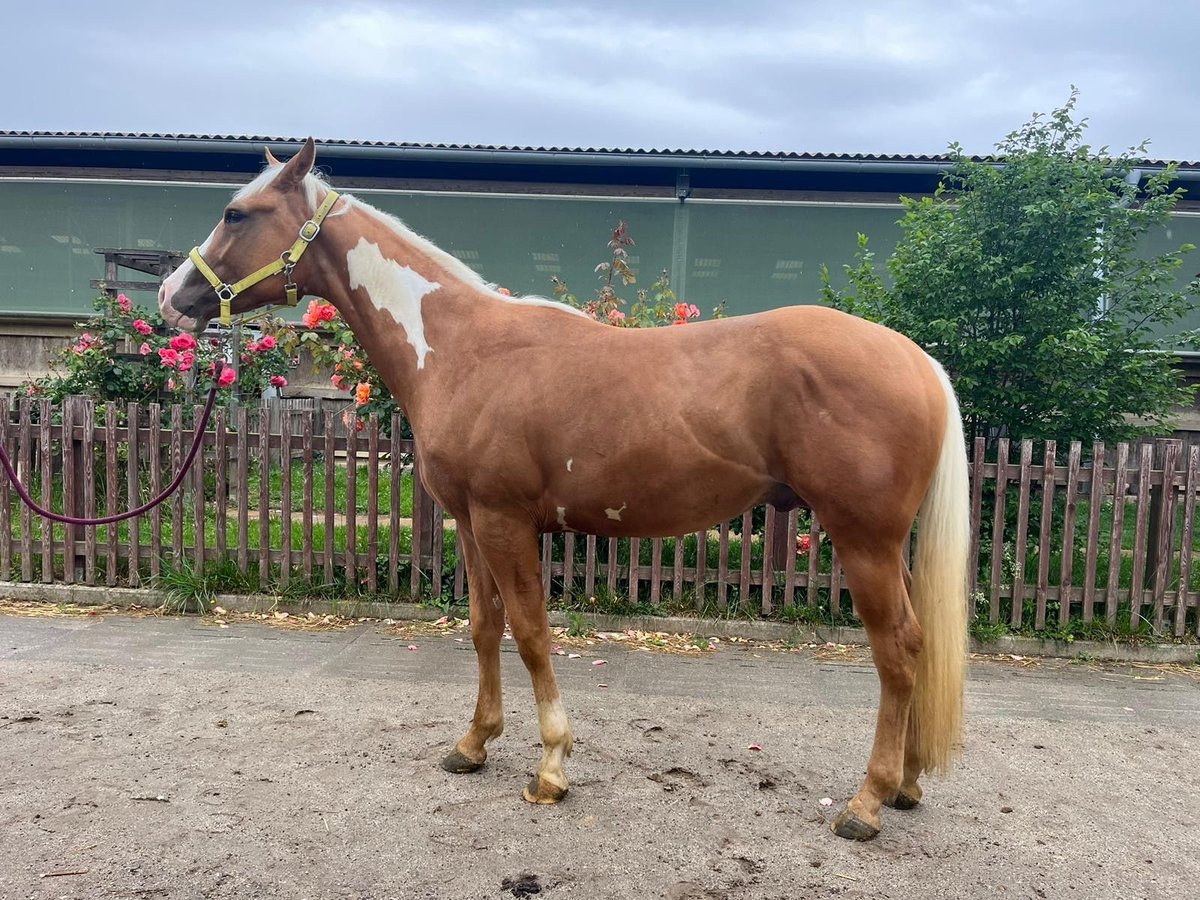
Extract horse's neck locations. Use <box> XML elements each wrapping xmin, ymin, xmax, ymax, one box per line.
<box><xmin>316</xmin><ymin>205</ymin><xmax>491</xmax><ymax>424</ymax></box>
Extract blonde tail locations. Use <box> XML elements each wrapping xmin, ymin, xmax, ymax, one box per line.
<box><xmin>909</xmin><ymin>355</ymin><xmax>970</xmax><ymax>775</ymax></box>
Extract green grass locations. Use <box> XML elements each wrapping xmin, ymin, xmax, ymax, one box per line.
<box><xmin>4</xmin><ymin>455</ymin><xmax>1199</xmax><ymax>640</ymax></box>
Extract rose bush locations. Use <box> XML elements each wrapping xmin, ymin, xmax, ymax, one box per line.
<box><xmin>552</xmin><ymin>221</ymin><xmax>725</xmax><ymax>326</ymax></box>
<box><xmin>270</xmin><ymin>299</ymin><xmax>405</xmax><ymax>435</ymax></box>
<box><xmin>24</xmin><ymin>292</ymin><xmax>294</xmax><ymax>411</ymax></box>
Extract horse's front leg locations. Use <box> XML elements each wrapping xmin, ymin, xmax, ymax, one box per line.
<box><xmin>442</xmin><ymin>527</ymin><xmax>507</xmax><ymax>773</ymax></box>
<box><xmin>472</xmin><ymin>511</ymin><xmax>573</xmax><ymax>803</ymax></box>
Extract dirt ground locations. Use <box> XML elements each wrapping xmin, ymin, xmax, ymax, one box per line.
<box><xmin>1</xmin><ymin>609</ymin><xmax>1198</xmax><ymax>900</ymax></box>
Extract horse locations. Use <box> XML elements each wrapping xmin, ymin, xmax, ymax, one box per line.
<box><xmin>159</xmin><ymin>139</ymin><xmax>969</xmax><ymax>841</ymax></box>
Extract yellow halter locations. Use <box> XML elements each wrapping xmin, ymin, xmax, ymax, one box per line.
<box><xmin>188</xmin><ymin>189</ymin><xmax>341</xmax><ymax>326</ymax></box>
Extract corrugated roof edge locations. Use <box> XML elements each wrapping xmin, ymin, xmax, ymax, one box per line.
<box><xmin>0</xmin><ymin>130</ymin><xmax>1194</xmax><ymax>169</ymax></box>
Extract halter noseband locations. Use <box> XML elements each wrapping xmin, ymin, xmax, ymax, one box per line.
<box><xmin>189</xmin><ymin>189</ymin><xmax>341</xmax><ymax>326</ymax></box>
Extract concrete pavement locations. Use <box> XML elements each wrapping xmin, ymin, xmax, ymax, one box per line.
<box><xmin>1</xmin><ymin>612</ymin><xmax>1197</xmax><ymax>899</ymax></box>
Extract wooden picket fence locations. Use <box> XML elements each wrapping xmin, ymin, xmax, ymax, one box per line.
<box><xmin>0</xmin><ymin>397</ymin><xmax>1198</xmax><ymax>637</ymax></box>
<box><xmin>969</xmin><ymin>436</ymin><xmax>1200</xmax><ymax>637</ymax></box>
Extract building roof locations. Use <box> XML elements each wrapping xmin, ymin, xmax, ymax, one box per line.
<box><xmin>1</xmin><ymin>131</ymin><xmax>1195</xmax><ymax>197</ymax></box>
<box><xmin>0</xmin><ymin>130</ymin><xmax>1195</xmax><ymax>167</ymax></box>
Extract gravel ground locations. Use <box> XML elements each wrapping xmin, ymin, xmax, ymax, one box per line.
<box><xmin>1</xmin><ymin>611</ymin><xmax>1197</xmax><ymax>900</ymax></box>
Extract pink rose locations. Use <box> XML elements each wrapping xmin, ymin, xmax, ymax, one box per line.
<box><xmin>258</xmin><ymin>335</ymin><xmax>276</xmax><ymax>351</ymax></box>
<box><xmin>179</xmin><ymin>350</ymin><xmax>195</xmax><ymax>372</ymax></box>
<box><xmin>158</xmin><ymin>348</ymin><xmax>179</xmax><ymax>368</ymax></box>
<box><xmin>217</xmin><ymin>367</ymin><xmax>237</xmax><ymax>388</ymax></box>
<box><xmin>270</xmin><ymin>375</ymin><xmax>288</xmax><ymax>388</ymax></box>
<box><xmin>170</xmin><ymin>333</ymin><xmax>197</xmax><ymax>352</ymax></box>
<box><xmin>139</xmin><ymin>342</ymin><xmax>151</xmax><ymax>356</ymax></box>
<box><xmin>302</xmin><ymin>299</ymin><xmax>337</xmax><ymax>329</ymax></box>
<box><xmin>331</xmin><ymin>374</ymin><xmax>348</xmax><ymax>391</ymax></box>
<box><xmin>117</xmin><ymin>294</ymin><xmax>133</xmax><ymax>313</ymax></box>
<box><xmin>133</xmin><ymin>319</ymin><xmax>153</xmax><ymax>335</ymax></box>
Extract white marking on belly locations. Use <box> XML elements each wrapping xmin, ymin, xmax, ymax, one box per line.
<box><xmin>346</xmin><ymin>238</ymin><xmax>441</xmax><ymax>369</ymax></box>
<box><xmin>605</xmin><ymin>503</ymin><xmax>627</xmax><ymax>521</ymax></box>
<box><xmin>566</xmin><ymin>458</ymin><xmax>573</xmax><ymax>473</ymax></box>
<box><xmin>557</xmin><ymin>506</ymin><xmax>567</xmax><ymax>527</ymax></box>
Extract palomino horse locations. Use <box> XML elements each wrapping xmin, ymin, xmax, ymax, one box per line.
<box><xmin>160</xmin><ymin>139</ymin><xmax>969</xmax><ymax>841</ymax></box>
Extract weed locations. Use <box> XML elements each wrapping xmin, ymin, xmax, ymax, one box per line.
<box><xmin>566</xmin><ymin>611</ymin><xmax>590</xmax><ymax>638</ymax></box>
<box><xmin>970</xmin><ymin>618</ymin><xmax>1009</xmax><ymax>644</ymax></box>
<box><xmin>779</xmin><ymin>604</ymin><xmax>824</xmax><ymax>626</ymax></box>
<box><xmin>424</xmin><ymin>592</ymin><xmax>467</xmax><ymax>618</ymax></box>
<box><xmin>154</xmin><ymin>561</ymin><xmax>215</xmax><ymax>615</ymax></box>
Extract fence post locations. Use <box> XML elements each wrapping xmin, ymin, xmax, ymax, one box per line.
<box><xmin>63</xmin><ymin>395</ymin><xmax>89</xmax><ymax>581</ymax></box>
<box><xmin>1144</xmin><ymin>439</ymin><xmax>1181</xmax><ymax>602</ymax></box>
<box><xmin>768</xmin><ymin>510</ymin><xmax>790</xmax><ymax>582</ymax></box>
<box><xmin>410</xmin><ymin>444</ymin><xmax>426</xmax><ymax>598</ymax></box>
<box><xmin>411</xmin><ymin>443</ymin><xmax>436</xmax><ymax>574</ymax></box>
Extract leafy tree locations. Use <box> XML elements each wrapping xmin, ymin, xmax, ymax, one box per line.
<box><xmin>822</xmin><ymin>91</ymin><xmax>1200</xmax><ymax>446</ymax></box>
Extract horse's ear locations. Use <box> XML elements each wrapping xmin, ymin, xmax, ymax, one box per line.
<box><xmin>275</xmin><ymin>138</ymin><xmax>316</xmax><ymax>190</ymax></box>
<box><xmin>264</xmin><ymin>146</ymin><xmax>281</xmax><ymax>166</ymax></box>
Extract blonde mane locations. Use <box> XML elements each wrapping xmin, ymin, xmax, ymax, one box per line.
<box><xmin>235</xmin><ymin>164</ymin><xmax>587</xmax><ymax>318</ymax></box>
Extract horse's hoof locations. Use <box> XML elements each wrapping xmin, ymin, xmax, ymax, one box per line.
<box><xmin>884</xmin><ymin>788</ymin><xmax>921</xmax><ymax>811</ymax></box>
<box><xmin>522</xmin><ymin>775</ymin><xmax>568</xmax><ymax>805</ymax></box>
<box><xmin>830</xmin><ymin>807</ymin><xmax>880</xmax><ymax>841</ymax></box>
<box><xmin>441</xmin><ymin>747</ymin><xmax>486</xmax><ymax>774</ymax></box>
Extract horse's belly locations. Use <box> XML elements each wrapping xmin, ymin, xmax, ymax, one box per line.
<box><xmin>545</xmin><ymin>469</ymin><xmax>772</xmax><ymax>539</ymax></box>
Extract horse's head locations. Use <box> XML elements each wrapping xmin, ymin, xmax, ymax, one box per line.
<box><xmin>159</xmin><ymin>138</ymin><xmax>331</xmax><ymax>332</ymax></box>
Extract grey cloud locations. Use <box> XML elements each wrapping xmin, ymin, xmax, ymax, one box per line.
<box><xmin>2</xmin><ymin>1</ymin><xmax>1196</xmax><ymax>160</ymax></box>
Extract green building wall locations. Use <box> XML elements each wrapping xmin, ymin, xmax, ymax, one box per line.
<box><xmin>1</xmin><ymin>177</ymin><xmax>1196</xmax><ymax>342</ymax></box>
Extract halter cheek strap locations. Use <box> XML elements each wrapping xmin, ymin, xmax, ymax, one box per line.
<box><xmin>189</xmin><ymin>189</ymin><xmax>341</xmax><ymax>326</ymax></box>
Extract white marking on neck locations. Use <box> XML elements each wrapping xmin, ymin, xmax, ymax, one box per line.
<box><xmin>605</xmin><ymin>503</ymin><xmax>627</xmax><ymax>521</ymax></box>
<box><xmin>346</xmin><ymin>238</ymin><xmax>441</xmax><ymax>369</ymax></box>
<box><xmin>566</xmin><ymin>458</ymin><xmax>573</xmax><ymax>473</ymax></box>
<box><xmin>556</xmin><ymin>506</ymin><xmax>567</xmax><ymax>527</ymax></box>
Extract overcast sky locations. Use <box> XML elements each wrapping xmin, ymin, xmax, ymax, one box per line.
<box><xmin>5</xmin><ymin>1</ymin><xmax>1198</xmax><ymax>161</ymax></box>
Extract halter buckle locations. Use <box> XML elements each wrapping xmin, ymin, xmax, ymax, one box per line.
<box><xmin>298</xmin><ymin>219</ymin><xmax>321</xmax><ymax>242</ymax></box>
<box><xmin>216</xmin><ymin>284</ymin><xmax>236</xmax><ymax>302</ymax></box>
<box><xmin>283</xmin><ymin>258</ymin><xmax>300</xmax><ymax>307</ymax></box>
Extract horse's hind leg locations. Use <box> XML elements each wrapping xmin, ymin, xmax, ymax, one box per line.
<box><xmin>442</xmin><ymin>527</ymin><xmax>507</xmax><ymax>773</ymax></box>
<box><xmin>884</xmin><ymin>719</ymin><xmax>924</xmax><ymax>810</ymax></box>
<box><xmin>882</xmin><ymin>561</ymin><xmax>923</xmax><ymax>811</ymax></box>
<box><xmin>829</xmin><ymin>542</ymin><xmax>923</xmax><ymax>841</ymax></box>
<box><xmin>470</xmin><ymin>511</ymin><xmax>573</xmax><ymax>804</ymax></box>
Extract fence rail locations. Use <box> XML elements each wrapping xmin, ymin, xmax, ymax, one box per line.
<box><xmin>1</xmin><ymin>398</ymin><xmax>1198</xmax><ymax>637</ymax></box>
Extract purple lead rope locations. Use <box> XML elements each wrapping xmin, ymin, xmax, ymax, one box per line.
<box><xmin>0</xmin><ymin>362</ymin><xmax>226</xmax><ymax>526</ymax></box>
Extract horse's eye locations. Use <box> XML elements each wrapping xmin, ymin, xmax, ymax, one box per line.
<box><xmin>224</xmin><ymin>208</ymin><xmax>246</xmax><ymax>224</ymax></box>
